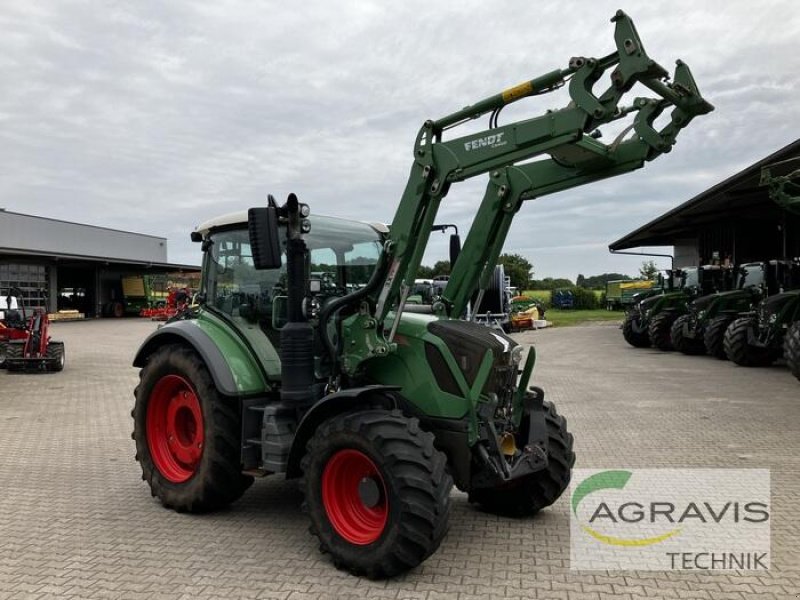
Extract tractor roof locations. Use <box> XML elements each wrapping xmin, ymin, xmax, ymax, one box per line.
<box><xmin>194</xmin><ymin>211</ymin><xmax>389</xmax><ymax>237</ymax></box>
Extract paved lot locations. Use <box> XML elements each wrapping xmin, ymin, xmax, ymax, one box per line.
<box><xmin>0</xmin><ymin>319</ymin><xmax>798</xmax><ymax>600</ymax></box>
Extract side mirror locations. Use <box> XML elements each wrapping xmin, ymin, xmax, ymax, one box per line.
<box><xmin>248</xmin><ymin>207</ymin><xmax>282</xmax><ymax>270</ymax></box>
<box><xmin>449</xmin><ymin>234</ymin><xmax>461</xmax><ymax>267</ymax></box>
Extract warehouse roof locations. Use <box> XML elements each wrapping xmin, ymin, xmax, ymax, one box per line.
<box><xmin>609</xmin><ymin>138</ymin><xmax>800</xmax><ymax>250</ymax></box>
<box><xmin>0</xmin><ymin>210</ymin><xmax>199</xmax><ymax>271</ymax></box>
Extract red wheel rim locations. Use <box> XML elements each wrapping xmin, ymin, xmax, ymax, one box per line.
<box><xmin>322</xmin><ymin>449</ymin><xmax>388</xmax><ymax>545</ymax></box>
<box><xmin>146</xmin><ymin>374</ymin><xmax>204</xmax><ymax>483</ymax></box>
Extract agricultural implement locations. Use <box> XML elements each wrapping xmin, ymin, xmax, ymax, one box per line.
<box><xmin>131</xmin><ymin>11</ymin><xmax>712</xmax><ymax>577</ymax></box>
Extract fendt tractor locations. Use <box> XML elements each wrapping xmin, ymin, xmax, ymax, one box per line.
<box><xmin>723</xmin><ymin>259</ymin><xmax>800</xmax><ymax>368</ymax></box>
<box><xmin>724</xmin><ymin>163</ymin><xmax>800</xmax><ymax>376</ymax></box>
<box><xmin>131</xmin><ymin>12</ymin><xmax>712</xmax><ymax>577</ymax></box>
<box><xmin>622</xmin><ymin>265</ymin><xmax>725</xmax><ymax>350</ymax></box>
<box><xmin>671</xmin><ymin>262</ymin><xmax>780</xmax><ymax>358</ymax></box>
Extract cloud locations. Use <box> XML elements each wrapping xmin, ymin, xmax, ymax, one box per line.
<box><xmin>0</xmin><ymin>0</ymin><xmax>798</xmax><ymax>280</ymax></box>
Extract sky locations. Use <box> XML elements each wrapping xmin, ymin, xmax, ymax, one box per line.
<box><xmin>1</xmin><ymin>1</ymin><xmax>799</xmax><ymax>281</ymax></box>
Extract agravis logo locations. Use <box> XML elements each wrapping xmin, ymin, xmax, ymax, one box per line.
<box><xmin>571</xmin><ymin>470</ymin><xmax>681</xmax><ymax>547</ymax></box>
<box><xmin>569</xmin><ymin>469</ymin><xmax>771</xmax><ymax>571</ymax></box>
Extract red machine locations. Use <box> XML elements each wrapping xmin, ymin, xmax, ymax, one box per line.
<box><xmin>0</xmin><ymin>288</ymin><xmax>65</xmax><ymax>372</ymax></box>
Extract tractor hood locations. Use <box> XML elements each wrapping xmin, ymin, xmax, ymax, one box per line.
<box><xmin>760</xmin><ymin>290</ymin><xmax>800</xmax><ymax>316</ymax></box>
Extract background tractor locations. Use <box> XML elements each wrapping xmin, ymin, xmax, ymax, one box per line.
<box><xmin>130</xmin><ymin>12</ymin><xmax>712</xmax><ymax>578</ymax></box>
<box><xmin>0</xmin><ymin>287</ymin><xmax>65</xmax><ymax>372</ymax></box>
<box><xmin>671</xmin><ymin>262</ymin><xmax>778</xmax><ymax>358</ymax></box>
<box><xmin>723</xmin><ymin>261</ymin><xmax>800</xmax><ymax>369</ymax></box>
<box><xmin>622</xmin><ymin>266</ymin><xmax>724</xmax><ymax>350</ymax></box>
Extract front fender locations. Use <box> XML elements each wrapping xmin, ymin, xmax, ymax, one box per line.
<box><xmin>284</xmin><ymin>385</ymin><xmax>399</xmax><ymax>479</ymax></box>
<box><xmin>132</xmin><ymin>319</ymin><xmax>269</xmax><ymax>396</ymax></box>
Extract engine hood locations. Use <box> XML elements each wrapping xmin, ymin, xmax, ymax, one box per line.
<box><xmin>761</xmin><ymin>290</ymin><xmax>800</xmax><ymax>314</ymax></box>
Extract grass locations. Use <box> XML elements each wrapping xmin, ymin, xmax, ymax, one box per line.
<box><xmin>545</xmin><ymin>309</ymin><xmax>623</xmax><ymax>327</ymax></box>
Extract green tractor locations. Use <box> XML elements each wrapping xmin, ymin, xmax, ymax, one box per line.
<box><xmin>670</xmin><ymin>262</ymin><xmax>777</xmax><ymax>358</ymax></box>
<box><xmin>622</xmin><ymin>266</ymin><xmax>723</xmax><ymax>350</ymax></box>
<box><xmin>130</xmin><ymin>12</ymin><xmax>712</xmax><ymax>577</ymax></box>
<box><xmin>723</xmin><ymin>259</ymin><xmax>800</xmax><ymax>369</ymax></box>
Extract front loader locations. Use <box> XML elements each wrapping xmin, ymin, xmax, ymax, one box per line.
<box><xmin>131</xmin><ymin>11</ymin><xmax>712</xmax><ymax>577</ymax></box>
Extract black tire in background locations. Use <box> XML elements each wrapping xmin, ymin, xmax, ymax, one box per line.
<box><xmin>784</xmin><ymin>321</ymin><xmax>800</xmax><ymax>382</ymax></box>
<box><xmin>301</xmin><ymin>409</ymin><xmax>452</xmax><ymax>579</ymax></box>
<box><xmin>622</xmin><ymin>313</ymin><xmax>650</xmax><ymax>348</ymax></box>
<box><xmin>723</xmin><ymin>317</ymin><xmax>775</xmax><ymax>367</ymax></box>
<box><xmin>670</xmin><ymin>315</ymin><xmax>705</xmax><ymax>355</ymax></box>
<box><xmin>704</xmin><ymin>315</ymin><xmax>735</xmax><ymax>360</ymax></box>
<box><xmin>0</xmin><ymin>342</ymin><xmax>6</xmax><ymax>369</ymax></box>
<box><xmin>469</xmin><ymin>400</ymin><xmax>575</xmax><ymax>517</ymax></box>
<box><xmin>132</xmin><ymin>344</ymin><xmax>253</xmax><ymax>512</ymax></box>
<box><xmin>648</xmin><ymin>312</ymin><xmax>677</xmax><ymax>351</ymax></box>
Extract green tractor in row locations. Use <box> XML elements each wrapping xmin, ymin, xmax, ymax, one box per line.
<box><xmin>622</xmin><ymin>265</ymin><xmax>726</xmax><ymax>350</ymax></box>
<box><xmin>670</xmin><ymin>262</ymin><xmax>781</xmax><ymax>358</ymax></box>
<box><xmin>723</xmin><ymin>259</ymin><xmax>800</xmax><ymax>373</ymax></box>
<box><xmin>129</xmin><ymin>12</ymin><xmax>712</xmax><ymax>577</ymax></box>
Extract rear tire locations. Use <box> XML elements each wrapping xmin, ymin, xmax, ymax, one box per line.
<box><xmin>670</xmin><ymin>315</ymin><xmax>705</xmax><ymax>355</ymax></box>
<box><xmin>0</xmin><ymin>342</ymin><xmax>6</xmax><ymax>369</ymax></box>
<box><xmin>649</xmin><ymin>312</ymin><xmax>677</xmax><ymax>351</ymax></box>
<box><xmin>469</xmin><ymin>400</ymin><xmax>575</xmax><ymax>517</ymax></box>
<box><xmin>132</xmin><ymin>344</ymin><xmax>253</xmax><ymax>512</ymax></box>
<box><xmin>301</xmin><ymin>409</ymin><xmax>452</xmax><ymax>579</ymax></box>
<box><xmin>622</xmin><ymin>313</ymin><xmax>650</xmax><ymax>348</ymax></box>
<box><xmin>46</xmin><ymin>341</ymin><xmax>65</xmax><ymax>372</ymax></box>
<box><xmin>704</xmin><ymin>315</ymin><xmax>735</xmax><ymax>360</ymax></box>
<box><xmin>784</xmin><ymin>321</ymin><xmax>800</xmax><ymax>382</ymax></box>
<box><xmin>5</xmin><ymin>341</ymin><xmax>24</xmax><ymax>371</ymax></box>
<box><xmin>723</xmin><ymin>317</ymin><xmax>775</xmax><ymax>367</ymax></box>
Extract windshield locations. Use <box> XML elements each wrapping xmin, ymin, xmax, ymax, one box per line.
<box><xmin>682</xmin><ymin>268</ymin><xmax>699</xmax><ymax>289</ymax></box>
<box><xmin>739</xmin><ymin>264</ymin><xmax>764</xmax><ymax>289</ymax></box>
<box><xmin>204</xmin><ymin>216</ymin><xmax>382</xmax><ymax>322</ymax></box>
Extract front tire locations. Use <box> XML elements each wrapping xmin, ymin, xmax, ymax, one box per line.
<box><xmin>622</xmin><ymin>313</ymin><xmax>650</xmax><ymax>348</ymax></box>
<box><xmin>704</xmin><ymin>315</ymin><xmax>735</xmax><ymax>360</ymax></box>
<box><xmin>670</xmin><ymin>315</ymin><xmax>705</xmax><ymax>355</ymax></box>
<box><xmin>723</xmin><ymin>318</ymin><xmax>775</xmax><ymax>367</ymax></box>
<box><xmin>784</xmin><ymin>321</ymin><xmax>800</xmax><ymax>382</ymax></box>
<box><xmin>301</xmin><ymin>409</ymin><xmax>452</xmax><ymax>579</ymax></box>
<box><xmin>469</xmin><ymin>400</ymin><xmax>575</xmax><ymax>517</ymax></box>
<box><xmin>132</xmin><ymin>344</ymin><xmax>253</xmax><ymax>512</ymax></box>
<box><xmin>46</xmin><ymin>341</ymin><xmax>65</xmax><ymax>372</ymax></box>
<box><xmin>649</xmin><ymin>312</ymin><xmax>677</xmax><ymax>351</ymax></box>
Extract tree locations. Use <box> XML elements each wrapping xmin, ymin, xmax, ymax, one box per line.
<box><xmin>431</xmin><ymin>260</ymin><xmax>451</xmax><ymax>277</ymax></box>
<box><xmin>639</xmin><ymin>260</ymin><xmax>658</xmax><ymax>280</ymax></box>
<box><xmin>576</xmin><ymin>274</ymin><xmax>586</xmax><ymax>288</ymax></box>
<box><xmin>498</xmin><ymin>253</ymin><xmax>533</xmax><ymax>290</ymax></box>
<box><xmin>417</xmin><ymin>265</ymin><xmax>435</xmax><ymax>279</ymax></box>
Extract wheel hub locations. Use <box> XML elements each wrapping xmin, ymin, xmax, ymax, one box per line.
<box><xmin>146</xmin><ymin>374</ymin><xmax>204</xmax><ymax>483</ymax></box>
<box><xmin>321</xmin><ymin>449</ymin><xmax>388</xmax><ymax>545</ymax></box>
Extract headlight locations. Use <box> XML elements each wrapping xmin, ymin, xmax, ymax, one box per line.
<box><xmin>768</xmin><ymin>313</ymin><xmax>778</xmax><ymax>324</ymax></box>
<box><xmin>696</xmin><ymin>310</ymin><xmax>706</xmax><ymax>321</ymax></box>
<box><xmin>510</xmin><ymin>345</ymin><xmax>524</xmax><ymax>365</ymax></box>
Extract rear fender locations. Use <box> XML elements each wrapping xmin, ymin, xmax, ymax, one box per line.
<box><xmin>285</xmin><ymin>386</ymin><xmax>400</xmax><ymax>479</ymax></box>
<box><xmin>132</xmin><ymin>320</ymin><xmax>268</xmax><ymax>396</ymax></box>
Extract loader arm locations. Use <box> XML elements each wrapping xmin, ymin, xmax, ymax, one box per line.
<box><xmin>343</xmin><ymin>10</ymin><xmax>713</xmax><ymax>373</ymax></box>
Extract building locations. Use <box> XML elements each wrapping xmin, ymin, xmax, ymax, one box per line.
<box><xmin>610</xmin><ymin>139</ymin><xmax>800</xmax><ymax>268</ymax></box>
<box><xmin>0</xmin><ymin>210</ymin><xmax>199</xmax><ymax>317</ymax></box>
